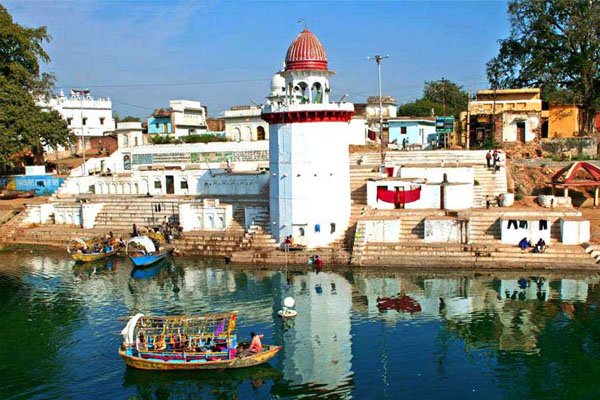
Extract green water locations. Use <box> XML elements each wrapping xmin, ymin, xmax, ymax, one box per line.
<box><xmin>0</xmin><ymin>249</ymin><xmax>599</xmax><ymax>399</ymax></box>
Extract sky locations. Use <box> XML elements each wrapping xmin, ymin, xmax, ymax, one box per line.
<box><xmin>5</xmin><ymin>0</ymin><xmax>511</xmax><ymax>119</ymax></box>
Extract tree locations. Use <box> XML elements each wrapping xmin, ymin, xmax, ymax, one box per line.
<box><xmin>487</xmin><ymin>0</ymin><xmax>600</xmax><ymax>133</ymax></box>
<box><xmin>0</xmin><ymin>5</ymin><xmax>72</xmax><ymax>169</ymax></box>
<box><xmin>397</xmin><ymin>79</ymin><xmax>469</xmax><ymax>119</ymax></box>
<box><xmin>113</xmin><ymin>112</ymin><xmax>141</xmax><ymax>124</ymax></box>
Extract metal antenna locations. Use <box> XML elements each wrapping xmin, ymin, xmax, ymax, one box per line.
<box><xmin>298</xmin><ymin>18</ymin><xmax>307</xmax><ymax>30</ymax></box>
<box><xmin>367</xmin><ymin>54</ymin><xmax>390</xmax><ymax>166</ymax></box>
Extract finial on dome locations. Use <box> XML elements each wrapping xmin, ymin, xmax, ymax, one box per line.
<box><xmin>298</xmin><ymin>18</ymin><xmax>307</xmax><ymax>30</ymax></box>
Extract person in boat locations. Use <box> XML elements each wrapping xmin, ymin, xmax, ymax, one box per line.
<box><xmin>155</xmin><ymin>334</ymin><xmax>166</xmax><ymax>351</ymax></box>
<box><xmin>249</xmin><ymin>332</ymin><xmax>264</xmax><ymax>353</ymax></box>
<box><xmin>533</xmin><ymin>238</ymin><xmax>546</xmax><ymax>253</ymax></box>
<box><xmin>518</xmin><ymin>237</ymin><xmax>531</xmax><ymax>250</ymax></box>
<box><xmin>137</xmin><ymin>331</ymin><xmax>147</xmax><ymax>351</ymax></box>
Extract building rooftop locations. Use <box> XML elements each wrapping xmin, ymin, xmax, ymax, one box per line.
<box><xmin>285</xmin><ymin>29</ymin><xmax>328</xmax><ymax>71</ymax></box>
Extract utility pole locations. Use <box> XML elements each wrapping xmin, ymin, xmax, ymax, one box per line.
<box><xmin>79</xmin><ymin>90</ymin><xmax>87</xmax><ymax>176</ymax></box>
<box><xmin>367</xmin><ymin>54</ymin><xmax>390</xmax><ymax>166</ymax></box>
<box><xmin>441</xmin><ymin>77</ymin><xmax>447</xmax><ymax>116</ymax></box>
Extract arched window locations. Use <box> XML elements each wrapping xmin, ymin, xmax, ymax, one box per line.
<box><xmin>234</xmin><ymin>127</ymin><xmax>241</xmax><ymax>142</ymax></box>
<box><xmin>296</xmin><ymin>82</ymin><xmax>308</xmax><ymax>103</ymax></box>
<box><xmin>311</xmin><ymin>82</ymin><xmax>323</xmax><ymax>103</ymax></box>
<box><xmin>257</xmin><ymin>126</ymin><xmax>266</xmax><ymax>140</ymax></box>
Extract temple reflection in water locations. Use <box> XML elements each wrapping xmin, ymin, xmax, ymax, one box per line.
<box><xmin>1</xmin><ymin>251</ymin><xmax>599</xmax><ymax>399</ymax></box>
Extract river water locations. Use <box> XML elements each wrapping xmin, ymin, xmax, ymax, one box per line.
<box><xmin>0</xmin><ymin>249</ymin><xmax>599</xmax><ymax>400</ymax></box>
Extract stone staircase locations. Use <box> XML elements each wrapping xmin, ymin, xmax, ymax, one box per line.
<box><xmin>350</xmin><ymin>150</ymin><xmax>508</xmax><ymax>208</ymax></box>
<box><xmin>359</xmin><ymin>242</ymin><xmax>597</xmax><ymax>268</ymax></box>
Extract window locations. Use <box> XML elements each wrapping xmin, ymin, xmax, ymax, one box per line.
<box><xmin>299</xmin><ymin>227</ymin><xmax>305</xmax><ymax>236</ymax></box>
<box><xmin>82</xmin><ymin>117</ymin><xmax>87</xmax><ymax>125</ymax></box>
<box><xmin>36</xmin><ymin>181</ymin><xmax>45</xmax><ymax>187</ymax></box>
<box><xmin>401</xmin><ymin>127</ymin><xmax>407</xmax><ymax>134</ymax></box>
<box><xmin>154</xmin><ymin>180</ymin><xmax>162</xmax><ymax>189</ymax></box>
<box><xmin>180</xmin><ymin>179</ymin><xmax>188</xmax><ymax>189</ymax></box>
<box><xmin>67</xmin><ymin>117</ymin><xmax>73</xmax><ymax>126</ymax></box>
<box><xmin>330</xmin><ymin>222</ymin><xmax>336</xmax><ymax>234</ymax></box>
<box><xmin>155</xmin><ymin>123</ymin><xmax>159</xmax><ymax>129</ymax></box>
<box><xmin>100</xmin><ymin>117</ymin><xmax>105</xmax><ymax>125</ymax></box>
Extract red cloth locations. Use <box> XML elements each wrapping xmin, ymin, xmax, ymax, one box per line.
<box><xmin>385</xmin><ymin>167</ymin><xmax>395</xmax><ymax>177</ymax></box>
<box><xmin>377</xmin><ymin>186</ymin><xmax>421</xmax><ymax>206</ymax></box>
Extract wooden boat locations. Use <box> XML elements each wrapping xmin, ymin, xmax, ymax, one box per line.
<box><xmin>0</xmin><ymin>190</ymin><xmax>35</xmax><ymax>200</ymax></box>
<box><xmin>126</xmin><ymin>236</ymin><xmax>166</xmax><ymax>267</ymax></box>
<box><xmin>68</xmin><ymin>237</ymin><xmax>118</xmax><ymax>263</ymax></box>
<box><xmin>71</xmin><ymin>249</ymin><xmax>118</xmax><ymax>263</ymax></box>
<box><xmin>119</xmin><ymin>313</ymin><xmax>281</xmax><ymax>371</ymax></box>
<box><xmin>16</xmin><ymin>190</ymin><xmax>35</xmax><ymax>199</ymax></box>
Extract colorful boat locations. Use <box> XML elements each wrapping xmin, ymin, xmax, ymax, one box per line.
<box><xmin>126</xmin><ymin>236</ymin><xmax>166</xmax><ymax>267</ymax></box>
<box><xmin>67</xmin><ymin>237</ymin><xmax>118</xmax><ymax>263</ymax></box>
<box><xmin>119</xmin><ymin>313</ymin><xmax>281</xmax><ymax>371</ymax></box>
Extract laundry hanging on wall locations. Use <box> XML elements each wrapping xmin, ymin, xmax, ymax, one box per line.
<box><xmin>377</xmin><ymin>186</ymin><xmax>421</xmax><ymax>207</ymax></box>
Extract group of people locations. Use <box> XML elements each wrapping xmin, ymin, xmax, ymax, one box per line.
<box><xmin>137</xmin><ymin>331</ymin><xmax>232</xmax><ymax>353</ymax></box>
<box><xmin>132</xmin><ymin>222</ymin><xmax>184</xmax><ymax>242</ymax></box>
<box><xmin>485</xmin><ymin>149</ymin><xmax>502</xmax><ymax>173</ymax></box>
<box><xmin>518</xmin><ymin>237</ymin><xmax>546</xmax><ymax>253</ymax></box>
<box><xmin>75</xmin><ymin>231</ymin><xmax>125</xmax><ymax>254</ymax></box>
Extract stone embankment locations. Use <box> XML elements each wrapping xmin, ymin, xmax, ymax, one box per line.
<box><xmin>2</xmin><ymin>150</ymin><xmax>600</xmax><ymax>269</ymax></box>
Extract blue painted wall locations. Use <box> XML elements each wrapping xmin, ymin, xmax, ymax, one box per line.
<box><xmin>1</xmin><ymin>175</ymin><xmax>64</xmax><ymax>195</ymax></box>
<box><xmin>147</xmin><ymin>116</ymin><xmax>172</xmax><ymax>134</ymax></box>
<box><xmin>389</xmin><ymin>120</ymin><xmax>437</xmax><ymax>149</ymax></box>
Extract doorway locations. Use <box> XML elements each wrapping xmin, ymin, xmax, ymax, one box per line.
<box><xmin>166</xmin><ymin>175</ymin><xmax>175</xmax><ymax>194</ymax></box>
<box><xmin>517</xmin><ymin>122</ymin><xmax>526</xmax><ymax>142</ymax></box>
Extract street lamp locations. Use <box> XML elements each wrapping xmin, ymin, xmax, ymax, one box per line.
<box><xmin>368</xmin><ymin>54</ymin><xmax>390</xmax><ymax>166</ymax></box>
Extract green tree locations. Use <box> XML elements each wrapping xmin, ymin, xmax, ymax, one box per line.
<box><xmin>487</xmin><ymin>0</ymin><xmax>600</xmax><ymax>133</ymax></box>
<box><xmin>397</xmin><ymin>79</ymin><xmax>469</xmax><ymax>119</ymax></box>
<box><xmin>113</xmin><ymin>112</ymin><xmax>141</xmax><ymax>124</ymax></box>
<box><xmin>0</xmin><ymin>5</ymin><xmax>72</xmax><ymax>169</ymax></box>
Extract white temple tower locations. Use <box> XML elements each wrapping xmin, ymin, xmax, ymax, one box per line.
<box><xmin>262</xmin><ymin>29</ymin><xmax>355</xmax><ymax>247</ymax></box>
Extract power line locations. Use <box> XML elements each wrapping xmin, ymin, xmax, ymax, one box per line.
<box><xmin>60</xmin><ymin>78</ymin><xmax>270</xmax><ymax>89</ymax></box>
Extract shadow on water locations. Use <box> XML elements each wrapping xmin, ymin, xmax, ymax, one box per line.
<box><xmin>122</xmin><ymin>364</ymin><xmax>282</xmax><ymax>399</ymax></box>
<box><xmin>73</xmin><ymin>258</ymin><xmax>120</xmax><ymax>278</ymax></box>
<box><xmin>130</xmin><ymin>259</ymin><xmax>171</xmax><ymax>280</ymax></box>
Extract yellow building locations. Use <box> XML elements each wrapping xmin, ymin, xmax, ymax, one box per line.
<box><xmin>544</xmin><ymin>104</ymin><xmax>581</xmax><ymax>138</ymax></box>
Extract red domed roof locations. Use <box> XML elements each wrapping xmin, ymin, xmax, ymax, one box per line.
<box><xmin>285</xmin><ymin>29</ymin><xmax>328</xmax><ymax>71</ymax></box>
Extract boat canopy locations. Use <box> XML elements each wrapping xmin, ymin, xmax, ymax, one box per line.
<box><xmin>126</xmin><ymin>236</ymin><xmax>156</xmax><ymax>254</ymax></box>
<box><xmin>128</xmin><ymin>313</ymin><xmax>238</xmax><ymax>342</ymax></box>
<box><xmin>121</xmin><ymin>313</ymin><xmax>145</xmax><ymax>346</ymax></box>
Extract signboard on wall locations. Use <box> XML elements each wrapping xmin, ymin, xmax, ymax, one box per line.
<box><xmin>435</xmin><ymin>116</ymin><xmax>455</xmax><ymax>133</ymax></box>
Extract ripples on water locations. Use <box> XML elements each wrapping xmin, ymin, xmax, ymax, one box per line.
<box><xmin>0</xmin><ymin>249</ymin><xmax>599</xmax><ymax>399</ymax></box>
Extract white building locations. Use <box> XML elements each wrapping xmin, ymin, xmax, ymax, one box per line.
<box><xmin>38</xmin><ymin>89</ymin><xmax>115</xmax><ymax>151</ymax></box>
<box><xmin>147</xmin><ymin>99</ymin><xmax>208</xmax><ymax>138</ymax></box>
<box><xmin>170</xmin><ymin>100</ymin><xmax>208</xmax><ymax>136</ymax></box>
<box><xmin>115</xmin><ymin>122</ymin><xmax>145</xmax><ymax>148</ymax></box>
<box><xmin>222</xmin><ymin>105</ymin><xmax>269</xmax><ymax>141</ymax></box>
<box><xmin>262</xmin><ymin>28</ymin><xmax>355</xmax><ymax>247</ymax></box>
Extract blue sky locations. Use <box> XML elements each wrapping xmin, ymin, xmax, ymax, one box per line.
<box><xmin>5</xmin><ymin>0</ymin><xmax>511</xmax><ymax>119</ymax></box>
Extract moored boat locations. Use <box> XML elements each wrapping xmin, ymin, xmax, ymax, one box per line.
<box><xmin>68</xmin><ymin>237</ymin><xmax>118</xmax><ymax>263</ymax></box>
<box><xmin>119</xmin><ymin>313</ymin><xmax>281</xmax><ymax>371</ymax></box>
<box><xmin>126</xmin><ymin>236</ymin><xmax>166</xmax><ymax>267</ymax></box>
<box><xmin>0</xmin><ymin>189</ymin><xmax>36</xmax><ymax>200</ymax></box>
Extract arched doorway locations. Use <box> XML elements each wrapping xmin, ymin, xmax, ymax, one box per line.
<box><xmin>257</xmin><ymin>126</ymin><xmax>266</xmax><ymax>140</ymax></box>
<box><xmin>242</xmin><ymin>126</ymin><xmax>252</xmax><ymax>141</ymax></box>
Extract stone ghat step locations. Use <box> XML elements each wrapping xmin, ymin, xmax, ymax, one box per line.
<box><xmin>360</xmin><ymin>251</ymin><xmax>593</xmax><ymax>262</ymax></box>
<box><xmin>359</xmin><ymin>257</ymin><xmax>596</xmax><ymax>268</ymax></box>
<box><xmin>229</xmin><ymin>249</ymin><xmax>351</xmax><ymax>265</ymax></box>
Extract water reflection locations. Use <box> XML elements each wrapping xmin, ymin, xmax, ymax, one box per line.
<box><xmin>0</xmin><ymin>250</ymin><xmax>599</xmax><ymax>399</ymax></box>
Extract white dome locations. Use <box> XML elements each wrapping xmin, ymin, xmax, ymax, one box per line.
<box><xmin>270</xmin><ymin>73</ymin><xmax>285</xmax><ymax>95</ymax></box>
